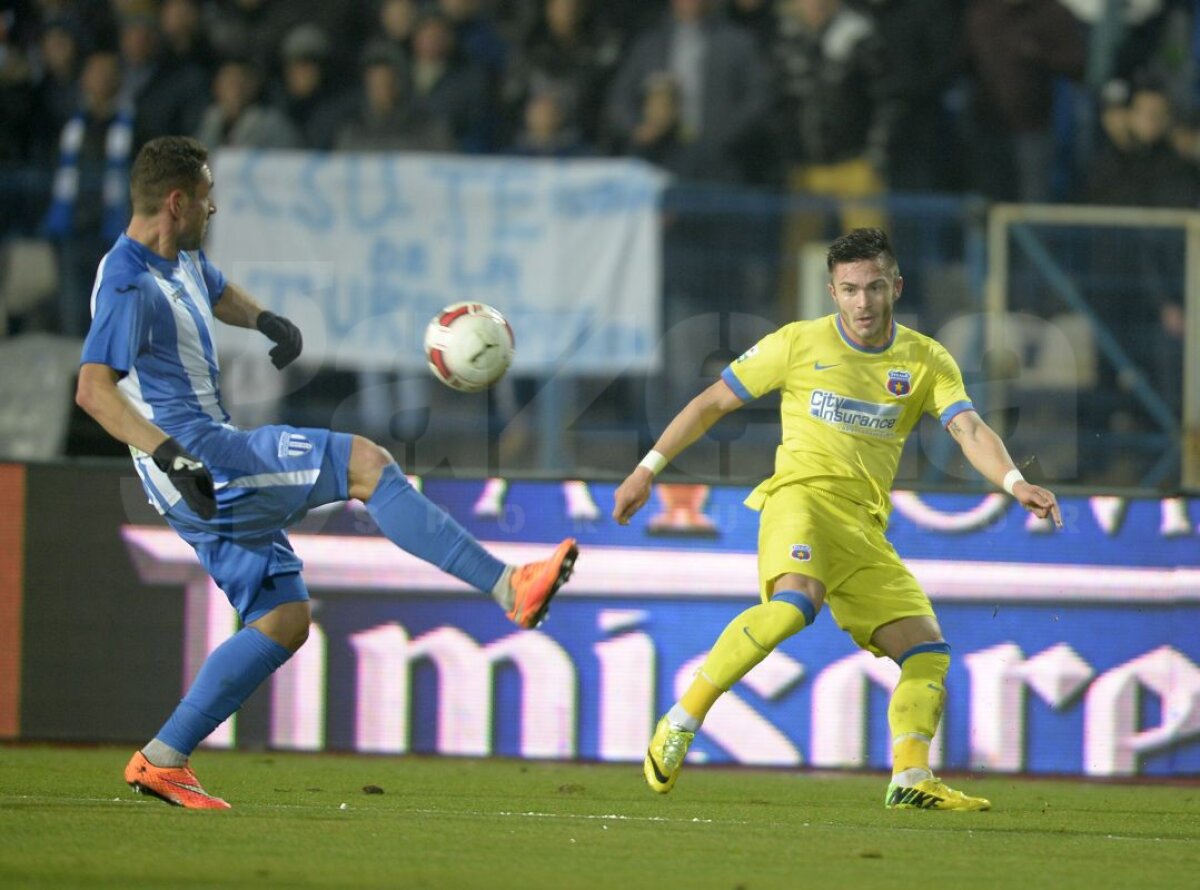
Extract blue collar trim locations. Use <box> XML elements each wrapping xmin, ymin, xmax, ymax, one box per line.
<box><xmin>836</xmin><ymin>314</ymin><xmax>895</xmax><ymax>353</ymax></box>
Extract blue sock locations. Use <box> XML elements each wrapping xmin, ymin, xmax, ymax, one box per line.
<box><xmin>366</xmin><ymin>463</ymin><xmax>506</xmax><ymax>592</ymax></box>
<box><xmin>155</xmin><ymin>627</ymin><xmax>291</xmax><ymax>756</ymax></box>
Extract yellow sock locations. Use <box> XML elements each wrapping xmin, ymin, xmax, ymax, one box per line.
<box><xmin>892</xmin><ymin>735</ymin><xmax>931</xmax><ymax>774</ymax></box>
<box><xmin>675</xmin><ymin>596</ymin><xmax>812</xmax><ymax>725</ymax></box>
<box><xmin>888</xmin><ymin>648</ymin><xmax>950</xmax><ymax>777</ymax></box>
<box><xmin>679</xmin><ymin>672</ymin><xmax>722</xmax><ymax>722</ymax></box>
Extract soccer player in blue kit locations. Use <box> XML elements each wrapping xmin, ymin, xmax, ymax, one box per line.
<box><xmin>76</xmin><ymin>136</ymin><xmax>578</xmax><ymax>809</ymax></box>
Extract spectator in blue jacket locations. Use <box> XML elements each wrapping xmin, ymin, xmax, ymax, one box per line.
<box><xmin>43</xmin><ymin>50</ymin><xmax>131</xmax><ymax>336</ymax></box>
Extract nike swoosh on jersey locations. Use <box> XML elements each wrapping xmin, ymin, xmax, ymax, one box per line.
<box><xmin>813</xmin><ymin>362</ymin><xmax>840</xmax><ymax>370</ymax></box>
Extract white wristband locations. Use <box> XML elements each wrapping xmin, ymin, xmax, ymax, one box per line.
<box><xmin>1002</xmin><ymin>468</ymin><xmax>1025</xmax><ymax>496</ymax></box>
<box><xmin>638</xmin><ymin>449</ymin><xmax>668</xmax><ymax>476</ymax></box>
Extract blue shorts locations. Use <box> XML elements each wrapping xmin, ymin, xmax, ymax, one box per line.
<box><xmin>144</xmin><ymin>425</ymin><xmax>354</xmax><ymax>623</ymax></box>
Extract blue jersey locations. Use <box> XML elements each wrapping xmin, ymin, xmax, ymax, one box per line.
<box><xmin>81</xmin><ymin>234</ymin><xmax>236</xmax><ymax>512</ymax></box>
<box><xmin>82</xmin><ymin>234</ymin><xmax>230</xmax><ymax>436</ymax></box>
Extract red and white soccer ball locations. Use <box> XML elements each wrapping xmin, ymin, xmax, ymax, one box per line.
<box><xmin>424</xmin><ymin>302</ymin><xmax>515</xmax><ymax>393</ymax></box>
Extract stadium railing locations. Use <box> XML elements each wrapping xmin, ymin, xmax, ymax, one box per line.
<box><xmin>0</xmin><ymin>163</ymin><xmax>1189</xmax><ymax>491</ymax></box>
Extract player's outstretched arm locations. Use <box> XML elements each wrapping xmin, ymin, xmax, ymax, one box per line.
<box><xmin>213</xmin><ymin>282</ymin><xmax>302</xmax><ymax>369</ymax></box>
<box><xmin>612</xmin><ymin>379</ymin><xmax>744</xmax><ymax>525</ymax></box>
<box><xmin>76</xmin><ymin>363</ymin><xmax>217</xmax><ymax>518</ymax></box>
<box><xmin>211</xmin><ymin>282</ymin><xmax>263</xmax><ymax>328</ymax></box>
<box><xmin>946</xmin><ymin>410</ymin><xmax>1063</xmax><ymax>528</ymax></box>
<box><xmin>77</xmin><ymin>363</ymin><xmax>173</xmax><ymax>455</ymax></box>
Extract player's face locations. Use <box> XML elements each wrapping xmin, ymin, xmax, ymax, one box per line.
<box><xmin>178</xmin><ymin>165</ymin><xmax>216</xmax><ymax>251</ymax></box>
<box><xmin>828</xmin><ymin>257</ymin><xmax>901</xmax><ymax>347</ymax></box>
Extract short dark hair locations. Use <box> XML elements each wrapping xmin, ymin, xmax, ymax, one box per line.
<box><xmin>826</xmin><ymin>228</ymin><xmax>898</xmax><ymax>276</ymax></box>
<box><xmin>129</xmin><ymin>136</ymin><xmax>209</xmax><ymax>215</ymax></box>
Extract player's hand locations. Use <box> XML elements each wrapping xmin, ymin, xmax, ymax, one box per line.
<box><xmin>256</xmin><ymin>310</ymin><xmax>303</xmax><ymax>369</ymax></box>
<box><xmin>612</xmin><ymin>469</ymin><xmax>654</xmax><ymax>525</ymax></box>
<box><xmin>152</xmin><ymin>437</ymin><xmax>217</xmax><ymax>520</ymax></box>
<box><xmin>1013</xmin><ymin>481</ymin><xmax>1062</xmax><ymax>529</ymax></box>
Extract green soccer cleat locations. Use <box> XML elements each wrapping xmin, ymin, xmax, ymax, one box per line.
<box><xmin>885</xmin><ymin>776</ymin><xmax>991</xmax><ymax>811</ymax></box>
<box><xmin>644</xmin><ymin>716</ymin><xmax>695</xmax><ymax>794</ymax></box>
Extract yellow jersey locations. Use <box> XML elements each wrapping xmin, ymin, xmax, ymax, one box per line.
<box><xmin>721</xmin><ymin>314</ymin><xmax>973</xmax><ymax>523</ymax></box>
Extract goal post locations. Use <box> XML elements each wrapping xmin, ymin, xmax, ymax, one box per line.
<box><xmin>986</xmin><ymin>203</ymin><xmax>1200</xmax><ymax>490</ymax></box>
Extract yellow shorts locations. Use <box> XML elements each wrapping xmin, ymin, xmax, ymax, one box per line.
<box><xmin>755</xmin><ymin>483</ymin><xmax>934</xmax><ymax>656</ymax></box>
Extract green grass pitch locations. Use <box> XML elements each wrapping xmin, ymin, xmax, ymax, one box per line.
<box><xmin>2</xmin><ymin>745</ymin><xmax>1198</xmax><ymax>888</ymax></box>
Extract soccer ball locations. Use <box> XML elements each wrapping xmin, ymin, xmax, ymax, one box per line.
<box><xmin>424</xmin><ymin>302</ymin><xmax>515</xmax><ymax>393</ymax></box>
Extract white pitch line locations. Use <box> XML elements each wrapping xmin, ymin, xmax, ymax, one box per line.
<box><xmin>0</xmin><ymin>794</ymin><xmax>340</xmax><ymax>811</ymax></box>
<box><xmin>415</xmin><ymin>808</ymin><xmax>746</xmax><ymax>825</ymax></box>
<box><xmin>0</xmin><ymin>794</ymin><xmax>142</xmax><ymax>806</ymax></box>
<box><xmin>2</xmin><ymin>795</ymin><xmax>1194</xmax><ymax>844</ymax></box>
<box><xmin>0</xmin><ymin>794</ymin><xmax>741</xmax><ymax>824</ymax></box>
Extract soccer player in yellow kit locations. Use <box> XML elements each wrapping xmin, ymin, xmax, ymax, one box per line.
<box><xmin>613</xmin><ymin>228</ymin><xmax>1062</xmax><ymax>810</ymax></box>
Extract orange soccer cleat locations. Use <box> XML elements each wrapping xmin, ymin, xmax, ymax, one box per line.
<box><xmin>507</xmin><ymin>538</ymin><xmax>579</xmax><ymax>628</ymax></box>
<box><xmin>124</xmin><ymin>751</ymin><xmax>231</xmax><ymax>810</ymax></box>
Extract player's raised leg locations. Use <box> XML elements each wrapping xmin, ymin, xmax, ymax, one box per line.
<box><xmin>645</xmin><ymin>576</ymin><xmax>820</xmax><ymax>793</ymax></box>
<box><xmin>346</xmin><ymin>436</ymin><xmax>577</xmax><ymax>628</ymax></box>
<box><xmin>874</xmin><ymin>618</ymin><xmax>990</xmax><ymax>811</ymax></box>
<box><xmin>127</xmin><ymin>592</ymin><xmax>311</xmax><ymax>809</ymax></box>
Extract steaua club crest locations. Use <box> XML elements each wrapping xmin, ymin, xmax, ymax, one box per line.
<box><xmin>886</xmin><ymin>368</ymin><xmax>912</xmax><ymax>397</ymax></box>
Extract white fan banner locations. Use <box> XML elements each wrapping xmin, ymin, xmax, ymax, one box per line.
<box><xmin>206</xmin><ymin>150</ymin><xmax>667</xmax><ymax>373</ymax></box>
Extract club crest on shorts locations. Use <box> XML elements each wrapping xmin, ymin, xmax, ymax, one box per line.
<box><xmin>278</xmin><ymin>432</ymin><xmax>313</xmax><ymax>458</ymax></box>
<box><xmin>886</xmin><ymin>368</ymin><xmax>912</xmax><ymax>397</ymax></box>
<box><xmin>790</xmin><ymin>543</ymin><xmax>812</xmax><ymax>562</ymax></box>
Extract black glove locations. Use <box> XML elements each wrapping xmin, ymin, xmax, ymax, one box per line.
<box><xmin>256</xmin><ymin>310</ymin><xmax>303</xmax><ymax>369</ymax></box>
<box><xmin>152</xmin><ymin>438</ymin><xmax>217</xmax><ymax>520</ymax></box>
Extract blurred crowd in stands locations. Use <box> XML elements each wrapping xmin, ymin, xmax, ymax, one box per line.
<box><xmin>4</xmin><ymin>0</ymin><xmax>1197</xmax><ymax>192</ymax></box>
<box><xmin>0</xmin><ymin>0</ymin><xmax>1198</xmax><ymax>325</ymax></box>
